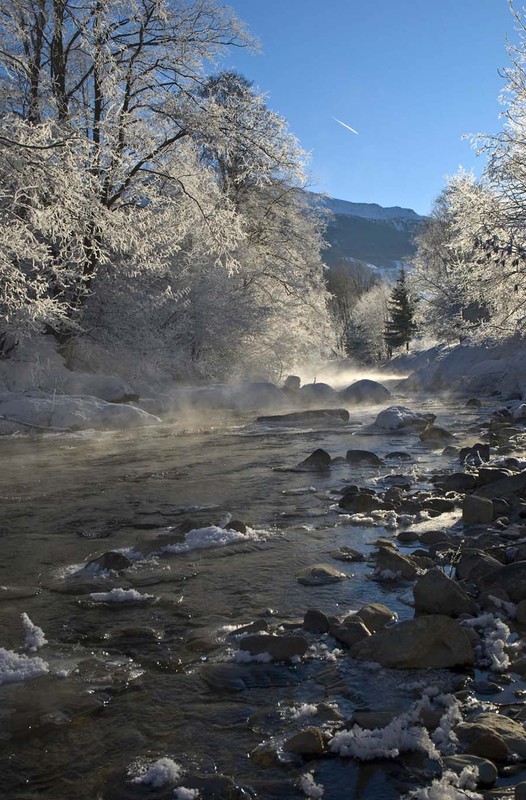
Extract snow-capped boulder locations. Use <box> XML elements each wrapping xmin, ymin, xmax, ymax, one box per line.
<box><xmin>340</xmin><ymin>379</ymin><xmax>392</xmax><ymax>405</ymax></box>
<box><xmin>0</xmin><ymin>392</ymin><xmax>160</xmax><ymax>433</ymax></box>
<box><xmin>374</xmin><ymin>406</ymin><xmax>435</xmax><ymax>432</ymax></box>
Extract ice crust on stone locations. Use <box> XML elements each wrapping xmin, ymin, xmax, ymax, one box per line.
<box><xmin>174</xmin><ymin>789</ymin><xmax>200</xmax><ymax>800</ymax></box>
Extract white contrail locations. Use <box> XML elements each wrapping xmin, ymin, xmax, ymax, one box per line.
<box><xmin>332</xmin><ymin>116</ymin><xmax>359</xmax><ymax>135</ymax></box>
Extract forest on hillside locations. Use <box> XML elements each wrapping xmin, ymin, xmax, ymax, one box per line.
<box><xmin>3</xmin><ymin>0</ymin><xmax>526</xmax><ymax>384</ymax></box>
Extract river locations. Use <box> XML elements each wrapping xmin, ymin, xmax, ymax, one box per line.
<box><xmin>0</xmin><ymin>398</ymin><xmax>499</xmax><ymax>799</ymax></box>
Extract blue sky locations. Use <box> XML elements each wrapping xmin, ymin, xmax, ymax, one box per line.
<box><xmin>221</xmin><ymin>0</ymin><xmax>517</xmax><ymax>215</ymax></box>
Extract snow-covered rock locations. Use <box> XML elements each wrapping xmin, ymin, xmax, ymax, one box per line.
<box><xmin>0</xmin><ymin>392</ymin><xmax>160</xmax><ymax>433</ymax></box>
<box><xmin>374</xmin><ymin>406</ymin><xmax>435</xmax><ymax>432</ymax></box>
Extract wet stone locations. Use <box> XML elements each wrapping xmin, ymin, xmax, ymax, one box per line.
<box><xmin>239</xmin><ymin>633</ymin><xmax>308</xmax><ymax>661</ymax></box>
<box><xmin>282</xmin><ymin>726</ymin><xmax>325</xmax><ymax>755</ymax></box>
<box><xmin>297</xmin><ymin>563</ymin><xmax>349</xmax><ymax>586</ymax></box>
<box><xmin>297</xmin><ymin>448</ymin><xmax>332</xmax><ymax>470</ymax></box>
<box><xmin>303</xmin><ymin>608</ymin><xmax>330</xmax><ymax>634</ymax></box>
<box><xmin>345</xmin><ymin>449</ymin><xmax>383</xmax><ymax>466</ymax></box>
<box><xmin>354</xmin><ymin>602</ymin><xmax>395</xmax><ymax>632</ymax></box>
<box><xmin>85</xmin><ymin>551</ymin><xmax>132</xmax><ymax>572</ymax></box>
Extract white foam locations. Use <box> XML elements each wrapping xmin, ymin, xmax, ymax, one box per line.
<box><xmin>0</xmin><ymin>647</ymin><xmax>49</xmax><ymax>685</ymax></box>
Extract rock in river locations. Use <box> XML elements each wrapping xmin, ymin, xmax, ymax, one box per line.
<box><xmin>238</xmin><ymin>634</ymin><xmax>308</xmax><ymax>661</ymax></box>
<box><xmin>297</xmin><ymin>563</ymin><xmax>349</xmax><ymax>586</ymax></box>
<box><xmin>350</xmin><ymin>615</ymin><xmax>475</xmax><ymax>669</ymax></box>
<box><xmin>413</xmin><ymin>568</ymin><xmax>477</xmax><ymax>617</ymax></box>
<box><xmin>339</xmin><ymin>379</ymin><xmax>392</xmax><ymax>405</ymax></box>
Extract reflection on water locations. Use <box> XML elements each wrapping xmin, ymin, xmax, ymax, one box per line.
<box><xmin>0</xmin><ymin>401</ymin><xmax>481</xmax><ymax>799</ymax></box>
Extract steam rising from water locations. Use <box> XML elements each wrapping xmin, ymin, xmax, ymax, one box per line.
<box><xmin>293</xmin><ymin>362</ymin><xmax>408</xmax><ymax>390</ymax></box>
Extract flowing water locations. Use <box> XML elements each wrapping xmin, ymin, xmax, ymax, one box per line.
<box><xmin>0</xmin><ymin>400</ymin><xmax>493</xmax><ymax>799</ymax></box>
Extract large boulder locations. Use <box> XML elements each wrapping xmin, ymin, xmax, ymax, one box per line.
<box><xmin>299</xmin><ymin>382</ymin><xmax>339</xmax><ymax>406</ymax></box>
<box><xmin>339</xmin><ymin>379</ymin><xmax>392</xmax><ymax>405</ymax></box>
<box><xmin>373</xmin><ymin>406</ymin><xmax>435</xmax><ymax>432</ymax></box>
<box><xmin>350</xmin><ymin>615</ymin><xmax>475</xmax><ymax>669</ymax></box>
<box><xmin>413</xmin><ymin>568</ymin><xmax>477</xmax><ymax>617</ymax></box>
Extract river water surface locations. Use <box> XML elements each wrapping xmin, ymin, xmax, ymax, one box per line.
<box><xmin>0</xmin><ymin>399</ymin><xmax>492</xmax><ymax>799</ymax></box>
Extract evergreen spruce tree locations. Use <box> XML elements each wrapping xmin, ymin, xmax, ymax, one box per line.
<box><xmin>384</xmin><ymin>268</ymin><xmax>417</xmax><ymax>357</ymax></box>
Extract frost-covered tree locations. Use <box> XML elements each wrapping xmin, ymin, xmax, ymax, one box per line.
<box><xmin>347</xmin><ymin>282</ymin><xmax>391</xmax><ymax>363</ymax></box>
<box><xmin>0</xmin><ymin>0</ymin><xmax>251</xmax><ymax>342</ymax></box>
<box><xmin>326</xmin><ymin>260</ymin><xmax>379</xmax><ymax>354</ymax></box>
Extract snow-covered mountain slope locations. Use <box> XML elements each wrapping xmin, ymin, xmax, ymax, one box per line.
<box><xmin>315</xmin><ymin>193</ymin><xmax>426</xmax><ymax>272</ymax></box>
<box><xmin>324</xmin><ymin>196</ymin><xmax>422</xmax><ymax>223</ymax></box>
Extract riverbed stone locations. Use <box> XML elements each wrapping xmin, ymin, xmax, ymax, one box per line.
<box><xmin>297</xmin><ymin>564</ymin><xmax>349</xmax><ymax>586</ymax></box>
<box><xmin>338</xmin><ymin>491</ymin><xmax>379</xmax><ymax>513</ymax></box>
<box><xmin>475</xmin><ymin>470</ymin><xmax>526</xmax><ymax>498</ymax></box>
<box><xmin>420</xmin><ymin>426</ymin><xmax>455</xmax><ymax>446</ymax></box>
<box><xmin>239</xmin><ymin>634</ymin><xmax>308</xmax><ymax>661</ymax></box>
<box><xmin>85</xmin><ymin>551</ymin><xmax>132</xmax><ymax>572</ymax></box>
<box><xmin>443</xmin><ymin>754</ymin><xmax>497</xmax><ymax>788</ymax></box>
<box><xmin>456</xmin><ymin>712</ymin><xmax>526</xmax><ymax>759</ymax></box>
<box><xmin>456</xmin><ymin>549</ymin><xmax>504</xmax><ymax>581</ymax></box>
<box><xmin>354</xmin><ymin>602</ymin><xmax>396</xmax><ymax>631</ymax></box>
<box><xmin>329</xmin><ymin>547</ymin><xmax>365</xmax><ymax>562</ymax></box>
<box><xmin>350</xmin><ymin>615</ymin><xmax>475</xmax><ymax>669</ymax></box>
<box><xmin>297</xmin><ymin>448</ymin><xmax>332</xmax><ymax>469</ymax></box>
<box><xmin>329</xmin><ymin>617</ymin><xmax>371</xmax><ymax>647</ymax></box>
<box><xmin>345</xmin><ymin>449</ymin><xmax>384</xmax><ymax>466</ymax></box>
<box><xmin>413</xmin><ymin>568</ymin><xmax>477</xmax><ymax>617</ymax></box>
<box><xmin>438</xmin><ymin>472</ymin><xmax>478</xmax><ymax>492</ymax></box>
<box><xmin>463</xmin><ymin>496</ymin><xmax>494</xmax><ymax>527</ymax></box>
<box><xmin>303</xmin><ymin>608</ymin><xmax>330</xmax><ymax>634</ymax></box>
<box><xmin>339</xmin><ymin>379</ymin><xmax>392</xmax><ymax>405</ymax></box>
<box><xmin>299</xmin><ymin>383</ymin><xmax>339</xmax><ymax>406</ymax></box>
<box><xmin>478</xmin><ymin>561</ymin><xmax>526</xmax><ymax>603</ymax></box>
<box><xmin>283</xmin><ymin>727</ymin><xmax>325</xmax><ymax>755</ymax></box>
<box><xmin>375</xmin><ymin>545</ymin><xmax>418</xmax><ymax>579</ymax></box>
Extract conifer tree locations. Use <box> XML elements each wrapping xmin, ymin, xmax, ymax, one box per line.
<box><xmin>384</xmin><ymin>268</ymin><xmax>417</xmax><ymax>357</ymax></box>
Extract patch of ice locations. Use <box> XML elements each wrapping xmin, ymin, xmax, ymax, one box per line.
<box><xmin>159</xmin><ymin>525</ymin><xmax>263</xmax><ymax>554</ymax></box>
<box><xmin>289</xmin><ymin>703</ymin><xmax>318</xmax><ymax>719</ymax></box>
<box><xmin>0</xmin><ymin>647</ymin><xmax>49</xmax><ymax>685</ymax></box>
<box><xmin>174</xmin><ymin>788</ymin><xmax>200</xmax><ymax>800</ymax></box>
<box><xmin>461</xmin><ymin>613</ymin><xmax>511</xmax><ymax>672</ymax></box>
<box><xmin>402</xmin><ymin>767</ymin><xmax>481</xmax><ymax>799</ymax></box>
<box><xmin>330</xmin><ymin>694</ymin><xmax>460</xmax><ymax>762</ymax></box>
<box><xmin>299</xmin><ymin>771</ymin><xmax>324</xmax><ymax>798</ymax></box>
<box><xmin>307</xmin><ymin>642</ymin><xmax>344</xmax><ymax>662</ymax></box>
<box><xmin>487</xmin><ymin>594</ymin><xmax>517</xmax><ymax>619</ymax></box>
<box><xmin>233</xmin><ymin>649</ymin><xmax>272</xmax><ymax>664</ymax></box>
<box><xmin>130</xmin><ymin>757</ymin><xmax>182</xmax><ymax>787</ymax></box>
<box><xmin>88</xmin><ymin>588</ymin><xmax>154</xmax><ymax>603</ymax></box>
<box><xmin>21</xmin><ymin>612</ymin><xmax>47</xmax><ymax>651</ymax></box>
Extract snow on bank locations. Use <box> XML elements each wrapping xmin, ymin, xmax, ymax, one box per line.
<box><xmin>396</xmin><ymin>339</ymin><xmax>526</xmax><ymax>399</ymax></box>
<box><xmin>0</xmin><ymin>391</ymin><xmax>160</xmax><ymax>434</ymax></box>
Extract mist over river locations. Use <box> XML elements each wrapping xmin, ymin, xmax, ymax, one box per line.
<box><xmin>0</xmin><ymin>398</ymin><xmax>517</xmax><ymax>799</ymax></box>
